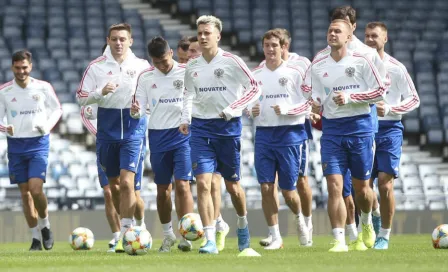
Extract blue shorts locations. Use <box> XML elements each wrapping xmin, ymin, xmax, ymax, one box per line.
<box><xmin>321</xmin><ymin>135</ymin><xmax>375</xmax><ymax>181</ymax></box>
<box><xmin>255</xmin><ymin>143</ymin><xmax>302</xmax><ymax>190</ymax></box>
<box><xmin>97</xmin><ymin>138</ymin><xmax>145</xmax><ymax>178</ymax></box>
<box><xmin>372</xmin><ymin>135</ymin><xmax>402</xmax><ymax>179</ymax></box>
<box><xmin>190</xmin><ymin>136</ymin><xmax>241</xmax><ymax>181</ymax></box>
<box><xmin>343</xmin><ymin>169</ymin><xmax>352</xmax><ymax>198</ymax></box>
<box><xmin>8</xmin><ymin>151</ymin><xmax>48</xmax><ymax>184</ymax></box>
<box><xmin>97</xmin><ymin>145</ymin><xmax>145</xmax><ymax>190</ymax></box>
<box><xmin>299</xmin><ymin>140</ymin><xmax>309</xmax><ymax>177</ymax></box>
<box><xmin>150</xmin><ymin>143</ymin><xmax>192</xmax><ymax>185</ymax></box>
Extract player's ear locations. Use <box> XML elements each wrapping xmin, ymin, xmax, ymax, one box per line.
<box><xmin>129</xmin><ymin>37</ymin><xmax>133</xmax><ymax>47</ymax></box>
<box><xmin>217</xmin><ymin>32</ymin><xmax>221</xmax><ymax>42</ymax></box>
<box><xmin>347</xmin><ymin>34</ymin><xmax>352</xmax><ymax>41</ymax></box>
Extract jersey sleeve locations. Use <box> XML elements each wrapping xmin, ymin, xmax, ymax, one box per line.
<box><xmin>81</xmin><ymin>106</ymin><xmax>97</xmax><ymax>136</ymax></box>
<box><xmin>389</xmin><ymin>67</ymin><xmax>420</xmax><ymax>115</ymax></box>
<box><xmin>76</xmin><ymin>65</ymin><xmax>103</xmax><ymax>106</ymax></box>
<box><xmin>222</xmin><ymin>56</ymin><xmax>261</xmax><ymax>119</ymax></box>
<box><xmin>346</xmin><ymin>56</ymin><xmax>387</xmax><ymax>104</ymax></box>
<box><xmin>131</xmin><ymin>72</ymin><xmax>149</xmax><ymax>119</ymax></box>
<box><xmin>0</xmin><ymin>93</ymin><xmax>6</xmax><ymax>132</ymax></box>
<box><xmin>43</xmin><ymin>83</ymin><xmax>62</xmax><ymax>133</ymax></box>
<box><xmin>310</xmin><ymin>66</ymin><xmax>325</xmax><ymax>106</ymax></box>
<box><xmin>181</xmin><ymin>67</ymin><xmax>195</xmax><ymax>124</ymax></box>
<box><xmin>301</xmin><ymin>65</ymin><xmax>312</xmax><ymax>99</ymax></box>
<box><xmin>283</xmin><ymin>68</ymin><xmax>311</xmax><ymax>116</ymax></box>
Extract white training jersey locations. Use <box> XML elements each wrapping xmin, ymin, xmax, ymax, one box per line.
<box><xmin>0</xmin><ymin>78</ymin><xmax>62</xmax><ymax>138</ymax></box>
<box><xmin>379</xmin><ymin>53</ymin><xmax>420</xmax><ymax>121</ymax></box>
<box><xmin>310</xmin><ymin>51</ymin><xmax>386</xmax><ymax>117</ymax></box>
<box><xmin>259</xmin><ymin>52</ymin><xmax>311</xmax><ymax>75</ymax></box>
<box><xmin>251</xmin><ymin>61</ymin><xmax>310</xmax><ymax>127</ymax></box>
<box><xmin>80</xmin><ymin>104</ymin><xmax>98</xmax><ymax>136</ymax></box>
<box><xmin>181</xmin><ymin>48</ymin><xmax>261</xmax><ymax>124</ymax></box>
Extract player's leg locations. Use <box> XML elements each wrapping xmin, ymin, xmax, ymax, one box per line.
<box><xmin>297</xmin><ymin>139</ymin><xmax>313</xmax><ymax>246</ymax></box>
<box><xmin>348</xmin><ymin>135</ymin><xmax>376</xmax><ymax>248</ymax></box>
<box><xmin>370</xmin><ymin>178</ymin><xmax>381</xmax><ymax>235</ymax></box>
<box><xmin>259</xmin><ymin>174</ymin><xmax>279</xmax><ymax>247</ymax></box>
<box><xmin>133</xmin><ymin>149</ymin><xmax>146</xmax><ymax>229</ymax></box>
<box><xmin>191</xmin><ymin>136</ymin><xmax>217</xmax><ymax>254</ymax></box>
<box><xmin>255</xmin><ymin>144</ymin><xmax>281</xmax><ymax>249</ymax></box>
<box><xmin>216</xmin><ymin>137</ymin><xmax>250</xmax><ymax>252</ymax></box>
<box><xmin>211</xmin><ymin>172</ymin><xmax>229</xmax><ymax>251</ymax></box>
<box><xmin>28</xmin><ymin>152</ymin><xmax>53</xmax><ymax>250</ymax></box>
<box><xmin>321</xmin><ymin>136</ymin><xmax>348</xmax><ymax>252</ymax></box>
<box><xmin>373</xmin><ymin>135</ymin><xmax>401</xmax><ymax>249</ymax></box>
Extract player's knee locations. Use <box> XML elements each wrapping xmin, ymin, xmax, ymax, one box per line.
<box><xmin>297</xmin><ymin>177</ymin><xmax>310</xmax><ymax>191</ymax></box>
<box><xmin>225</xmin><ymin>182</ymin><xmax>241</xmax><ymax>196</ymax></box>
<box><xmin>103</xmin><ymin>188</ymin><xmax>113</xmax><ymax>201</ymax></box>
<box><xmin>378</xmin><ymin>179</ymin><xmax>393</xmax><ymax>194</ymax></box>
<box><xmin>20</xmin><ymin>189</ymin><xmax>31</xmax><ymax>200</ymax></box>
<box><xmin>28</xmin><ymin>185</ymin><xmax>43</xmax><ymax>198</ymax></box>
<box><xmin>196</xmin><ymin>180</ymin><xmax>211</xmax><ymax>194</ymax></box>
<box><xmin>345</xmin><ymin>196</ymin><xmax>355</xmax><ymax>212</ymax></box>
<box><xmin>281</xmin><ymin>189</ymin><xmax>295</xmax><ymax>201</ymax></box>
<box><xmin>175</xmin><ymin>181</ymin><xmax>190</xmax><ymax>196</ymax></box>
<box><xmin>119</xmin><ymin>179</ymin><xmax>134</xmax><ymax>192</ymax></box>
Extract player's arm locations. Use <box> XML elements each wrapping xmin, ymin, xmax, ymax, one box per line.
<box><xmin>221</xmin><ymin>57</ymin><xmax>261</xmax><ymax>120</ymax></box>
<box><xmin>342</xmin><ymin>57</ymin><xmax>387</xmax><ymax>105</ymax></box>
<box><xmin>39</xmin><ymin>83</ymin><xmax>62</xmax><ymax>135</ymax></box>
<box><xmin>130</xmin><ymin>73</ymin><xmax>149</xmax><ymax>119</ymax></box>
<box><xmin>0</xmin><ymin>94</ymin><xmax>8</xmax><ymax>133</ymax></box>
<box><xmin>273</xmin><ymin>70</ymin><xmax>311</xmax><ymax>116</ymax></box>
<box><xmin>372</xmin><ymin>52</ymin><xmax>390</xmax><ymax>87</ymax></box>
<box><xmin>386</xmin><ymin>68</ymin><xmax>420</xmax><ymax>116</ymax></box>
<box><xmin>301</xmin><ymin>65</ymin><xmax>312</xmax><ymax>99</ymax></box>
<box><xmin>76</xmin><ymin>67</ymin><xmax>105</xmax><ymax>106</ymax></box>
<box><xmin>180</xmin><ymin>67</ymin><xmax>195</xmax><ymax>125</ymax></box>
<box><xmin>81</xmin><ymin>106</ymin><xmax>97</xmax><ymax>136</ymax></box>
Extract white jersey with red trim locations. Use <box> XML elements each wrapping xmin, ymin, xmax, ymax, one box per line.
<box><xmin>379</xmin><ymin>53</ymin><xmax>420</xmax><ymax>121</ymax></box>
<box><xmin>309</xmin><ymin>50</ymin><xmax>386</xmax><ymax>119</ymax></box>
<box><xmin>181</xmin><ymin>48</ymin><xmax>261</xmax><ymax>123</ymax></box>
<box><xmin>80</xmin><ymin>104</ymin><xmax>98</xmax><ymax>136</ymax></box>
<box><xmin>0</xmin><ymin>78</ymin><xmax>62</xmax><ymax>137</ymax></box>
<box><xmin>251</xmin><ymin>61</ymin><xmax>310</xmax><ymax>127</ymax></box>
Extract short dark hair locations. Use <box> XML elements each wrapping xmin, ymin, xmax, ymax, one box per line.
<box><xmin>366</xmin><ymin>21</ymin><xmax>388</xmax><ymax>32</ymax></box>
<box><xmin>108</xmin><ymin>23</ymin><xmax>132</xmax><ymax>38</ymax></box>
<box><xmin>177</xmin><ymin>36</ymin><xmax>190</xmax><ymax>51</ymax></box>
<box><xmin>188</xmin><ymin>36</ymin><xmax>198</xmax><ymax>43</ymax></box>
<box><xmin>12</xmin><ymin>50</ymin><xmax>32</xmax><ymax>64</ymax></box>
<box><xmin>262</xmin><ymin>29</ymin><xmax>286</xmax><ymax>47</ymax></box>
<box><xmin>147</xmin><ymin>36</ymin><xmax>170</xmax><ymax>58</ymax></box>
<box><xmin>331</xmin><ymin>6</ymin><xmax>356</xmax><ymax>25</ymax></box>
<box><xmin>102</xmin><ymin>43</ymin><xmax>107</xmax><ymax>54</ymax></box>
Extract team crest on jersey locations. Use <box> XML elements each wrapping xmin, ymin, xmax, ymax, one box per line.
<box><xmin>127</xmin><ymin>69</ymin><xmax>137</xmax><ymax>78</ymax></box>
<box><xmin>278</xmin><ymin>77</ymin><xmax>288</xmax><ymax>86</ymax></box>
<box><xmin>10</xmin><ymin>110</ymin><xmax>17</xmax><ymax>117</ymax></box>
<box><xmin>173</xmin><ymin>80</ymin><xmax>183</xmax><ymax>90</ymax></box>
<box><xmin>32</xmin><ymin>94</ymin><xmax>40</xmax><ymax>101</ymax></box>
<box><xmin>214</xmin><ymin>68</ymin><xmax>224</xmax><ymax>78</ymax></box>
<box><xmin>345</xmin><ymin>67</ymin><xmax>355</xmax><ymax>77</ymax></box>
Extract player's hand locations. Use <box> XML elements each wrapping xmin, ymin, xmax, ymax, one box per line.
<box><xmin>270</xmin><ymin>105</ymin><xmax>284</xmax><ymax>115</ymax></box>
<box><xmin>179</xmin><ymin>123</ymin><xmax>189</xmax><ymax>135</ymax></box>
<box><xmin>309</xmin><ymin>113</ymin><xmax>321</xmax><ymax>124</ymax></box>
<box><xmin>102</xmin><ymin>82</ymin><xmax>119</xmax><ymax>96</ymax></box>
<box><xmin>130</xmin><ymin>100</ymin><xmax>140</xmax><ymax>117</ymax></box>
<box><xmin>332</xmin><ymin>91</ymin><xmax>346</xmax><ymax>106</ymax></box>
<box><xmin>6</xmin><ymin>125</ymin><xmax>14</xmax><ymax>136</ymax></box>
<box><xmin>35</xmin><ymin>125</ymin><xmax>47</xmax><ymax>135</ymax></box>
<box><xmin>311</xmin><ymin>100</ymin><xmax>321</xmax><ymax>114</ymax></box>
<box><xmin>376</xmin><ymin>101</ymin><xmax>387</xmax><ymax>117</ymax></box>
<box><xmin>219</xmin><ymin>112</ymin><xmax>229</xmax><ymax>121</ymax></box>
<box><xmin>252</xmin><ymin>104</ymin><xmax>261</xmax><ymax>117</ymax></box>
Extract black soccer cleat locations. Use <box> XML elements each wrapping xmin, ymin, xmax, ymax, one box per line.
<box><xmin>29</xmin><ymin>238</ymin><xmax>42</xmax><ymax>251</ymax></box>
<box><xmin>41</xmin><ymin>227</ymin><xmax>54</xmax><ymax>250</ymax></box>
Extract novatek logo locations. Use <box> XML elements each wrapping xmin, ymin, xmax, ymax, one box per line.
<box><xmin>158</xmin><ymin>98</ymin><xmax>183</xmax><ymax>103</ymax></box>
<box><xmin>265</xmin><ymin>94</ymin><xmax>289</xmax><ymax>99</ymax></box>
<box><xmin>20</xmin><ymin>108</ymin><xmax>43</xmax><ymax>115</ymax></box>
<box><xmin>198</xmin><ymin>87</ymin><xmax>227</xmax><ymax>92</ymax></box>
<box><xmin>332</xmin><ymin>85</ymin><xmax>360</xmax><ymax>92</ymax></box>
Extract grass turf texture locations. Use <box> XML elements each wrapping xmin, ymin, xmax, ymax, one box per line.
<box><xmin>0</xmin><ymin>235</ymin><xmax>446</xmax><ymax>272</ymax></box>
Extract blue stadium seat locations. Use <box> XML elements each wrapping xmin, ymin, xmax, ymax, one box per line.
<box><xmin>43</xmin><ymin>69</ymin><xmax>62</xmax><ymax>82</ymax></box>
<box><xmin>27</xmin><ymin>38</ymin><xmax>45</xmax><ymax>50</ymax></box>
<box><xmin>63</xmin><ymin>71</ymin><xmax>80</xmax><ymax>82</ymax></box>
<box><xmin>51</xmin><ymin>81</ymin><xmax>68</xmax><ymax>94</ymax></box>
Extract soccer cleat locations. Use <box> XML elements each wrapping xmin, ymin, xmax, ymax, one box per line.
<box><xmin>29</xmin><ymin>238</ymin><xmax>42</xmax><ymax>251</ymax></box>
<box><xmin>216</xmin><ymin>223</ymin><xmax>230</xmax><ymax>251</ymax></box>
<box><xmin>41</xmin><ymin>227</ymin><xmax>54</xmax><ymax>250</ymax></box>
<box><xmin>259</xmin><ymin>235</ymin><xmax>272</xmax><ymax>247</ymax></box>
<box><xmin>237</xmin><ymin>226</ymin><xmax>251</xmax><ymax>252</ymax></box>
<box><xmin>264</xmin><ymin>239</ymin><xmax>284</xmax><ymax>250</ymax></box>
<box><xmin>108</xmin><ymin>238</ymin><xmax>115</xmax><ymax>249</ymax></box>
<box><xmin>348</xmin><ymin>234</ymin><xmax>368</xmax><ymax>251</ymax></box>
<box><xmin>178</xmin><ymin>238</ymin><xmax>192</xmax><ymax>252</ymax></box>
<box><xmin>107</xmin><ymin>240</ymin><xmax>117</xmax><ymax>253</ymax></box>
<box><xmin>305</xmin><ymin>225</ymin><xmax>313</xmax><ymax>247</ymax></box>
<box><xmin>158</xmin><ymin>235</ymin><xmax>177</xmax><ymax>253</ymax></box>
<box><xmin>115</xmin><ymin>238</ymin><xmax>125</xmax><ymax>253</ymax></box>
<box><xmin>198</xmin><ymin>240</ymin><xmax>218</xmax><ymax>254</ymax></box>
<box><xmin>372</xmin><ymin>215</ymin><xmax>381</xmax><ymax>236</ymax></box>
<box><xmin>200</xmin><ymin>237</ymin><xmax>207</xmax><ymax>247</ymax></box>
<box><xmin>362</xmin><ymin>223</ymin><xmax>376</xmax><ymax>248</ymax></box>
<box><xmin>373</xmin><ymin>237</ymin><xmax>389</xmax><ymax>250</ymax></box>
<box><xmin>297</xmin><ymin>221</ymin><xmax>310</xmax><ymax>246</ymax></box>
<box><xmin>328</xmin><ymin>239</ymin><xmax>348</xmax><ymax>252</ymax></box>
<box><xmin>238</xmin><ymin>248</ymin><xmax>261</xmax><ymax>257</ymax></box>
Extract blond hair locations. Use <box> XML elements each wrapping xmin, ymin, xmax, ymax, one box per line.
<box><xmin>196</xmin><ymin>15</ymin><xmax>222</xmax><ymax>33</ymax></box>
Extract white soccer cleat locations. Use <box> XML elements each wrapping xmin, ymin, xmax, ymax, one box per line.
<box><xmin>305</xmin><ymin>225</ymin><xmax>313</xmax><ymax>247</ymax></box>
<box><xmin>259</xmin><ymin>234</ymin><xmax>273</xmax><ymax>246</ymax></box>
<box><xmin>297</xmin><ymin>221</ymin><xmax>310</xmax><ymax>246</ymax></box>
<box><xmin>263</xmin><ymin>238</ymin><xmax>284</xmax><ymax>250</ymax></box>
<box><xmin>158</xmin><ymin>235</ymin><xmax>177</xmax><ymax>253</ymax></box>
<box><xmin>178</xmin><ymin>238</ymin><xmax>193</xmax><ymax>252</ymax></box>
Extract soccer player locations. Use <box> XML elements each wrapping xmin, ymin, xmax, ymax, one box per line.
<box><xmin>131</xmin><ymin>36</ymin><xmax>195</xmax><ymax>252</ymax></box>
<box><xmin>258</xmin><ymin>28</ymin><xmax>314</xmax><ymax>248</ymax></box>
<box><xmin>187</xmin><ymin>35</ymin><xmax>230</xmax><ymax>251</ymax></box>
<box><xmin>306</xmin><ymin>19</ymin><xmax>386</xmax><ymax>252</ymax></box>
<box><xmin>177</xmin><ymin>36</ymin><xmax>190</xmax><ymax>64</ymax></box>
<box><xmin>81</xmin><ymin>103</ymin><xmax>146</xmax><ymax>252</ymax></box>
<box><xmin>251</xmin><ymin>29</ymin><xmax>310</xmax><ymax>250</ymax></box>
<box><xmin>76</xmin><ymin>23</ymin><xmax>150</xmax><ymax>249</ymax></box>
<box><xmin>180</xmin><ymin>15</ymin><xmax>261</xmax><ymax>254</ymax></box>
<box><xmin>0</xmin><ymin>50</ymin><xmax>61</xmax><ymax>250</ymax></box>
<box><xmin>365</xmin><ymin>22</ymin><xmax>420</xmax><ymax>249</ymax></box>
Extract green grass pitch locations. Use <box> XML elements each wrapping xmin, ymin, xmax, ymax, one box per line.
<box><xmin>0</xmin><ymin>235</ymin><xmax>446</xmax><ymax>272</ymax></box>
